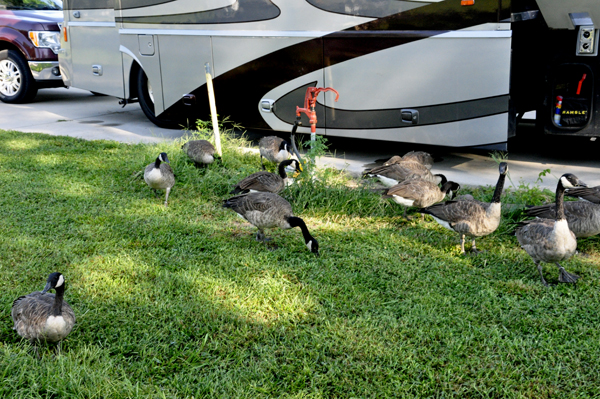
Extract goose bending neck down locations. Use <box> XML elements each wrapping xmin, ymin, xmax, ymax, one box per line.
<box><xmin>230</xmin><ymin>159</ymin><xmax>301</xmax><ymax>195</ymax></box>
<box><xmin>382</xmin><ymin>179</ymin><xmax>460</xmax><ymax>219</ymax></box>
<box><xmin>516</xmin><ymin>174</ymin><xmax>587</xmax><ymax>286</ymax></box>
<box><xmin>223</xmin><ymin>192</ymin><xmax>319</xmax><ymax>255</ymax></box>
<box><xmin>419</xmin><ymin>162</ymin><xmax>508</xmax><ymax>254</ymax></box>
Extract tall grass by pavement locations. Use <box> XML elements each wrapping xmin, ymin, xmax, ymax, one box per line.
<box><xmin>1</xmin><ymin>128</ymin><xmax>600</xmax><ymax>398</ymax></box>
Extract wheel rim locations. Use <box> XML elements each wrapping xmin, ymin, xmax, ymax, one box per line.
<box><xmin>0</xmin><ymin>59</ymin><xmax>21</xmax><ymax>96</ymax></box>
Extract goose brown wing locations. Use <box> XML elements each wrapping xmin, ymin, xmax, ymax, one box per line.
<box><xmin>422</xmin><ymin>200</ymin><xmax>488</xmax><ymax>224</ymax></box>
<box><xmin>383</xmin><ymin>155</ymin><xmax>403</xmax><ymax>166</ymax></box>
<box><xmin>525</xmin><ymin>201</ymin><xmax>600</xmax><ymax>237</ymax></box>
<box><xmin>566</xmin><ymin>186</ymin><xmax>600</xmax><ymax>204</ymax></box>
<box><xmin>236</xmin><ymin>172</ymin><xmax>283</xmax><ymax>193</ymax></box>
<box><xmin>160</xmin><ymin>163</ymin><xmax>175</xmax><ymax>187</ymax></box>
<box><xmin>368</xmin><ymin>164</ymin><xmax>422</xmax><ymax>182</ymax></box>
<box><xmin>516</xmin><ymin>219</ymin><xmax>557</xmax><ymax>248</ymax></box>
<box><xmin>384</xmin><ymin>180</ymin><xmax>442</xmax><ymax>207</ymax></box>
<box><xmin>401</xmin><ymin>151</ymin><xmax>434</xmax><ymax>169</ymax></box>
<box><xmin>224</xmin><ymin>192</ymin><xmax>292</xmax><ymax>215</ymax></box>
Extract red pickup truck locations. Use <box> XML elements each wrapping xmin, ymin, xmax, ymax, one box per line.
<box><xmin>0</xmin><ymin>0</ymin><xmax>64</xmax><ymax>103</ymax></box>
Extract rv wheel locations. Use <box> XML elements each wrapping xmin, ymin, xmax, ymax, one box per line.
<box><xmin>0</xmin><ymin>50</ymin><xmax>38</xmax><ymax>103</ymax></box>
<box><xmin>137</xmin><ymin>68</ymin><xmax>180</xmax><ymax>129</ymax></box>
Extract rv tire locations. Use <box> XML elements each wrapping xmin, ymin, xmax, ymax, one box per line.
<box><xmin>137</xmin><ymin>68</ymin><xmax>179</xmax><ymax>129</ymax></box>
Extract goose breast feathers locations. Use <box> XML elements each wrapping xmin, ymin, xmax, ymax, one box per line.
<box><xmin>516</xmin><ymin>219</ymin><xmax>577</xmax><ymax>263</ymax></box>
<box><xmin>144</xmin><ymin>162</ymin><xmax>174</xmax><ymax>190</ymax></box>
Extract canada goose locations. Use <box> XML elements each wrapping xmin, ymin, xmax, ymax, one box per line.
<box><xmin>12</xmin><ymin>272</ymin><xmax>76</xmax><ymax>355</ymax></box>
<box><xmin>382</xmin><ymin>179</ymin><xmax>460</xmax><ymax>219</ymax></box>
<box><xmin>182</xmin><ymin>140</ymin><xmax>218</xmax><ymax>166</ymax></box>
<box><xmin>365</xmin><ymin>162</ymin><xmax>445</xmax><ymax>188</ymax></box>
<box><xmin>566</xmin><ymin>185</ymin><xmax>600</xmax><ymax>204</ymax></box>
<box><xmin>524</xmin><ymin>200</ymin><xmax>600</xmax><ymax>238</ymax></box>
<box><xmin>419</xmin><ymin>162</ymin><xmax>508</xmax><ymax>254</ymax></box>
<box><xmin>223</xmin><ymin>192</ymin><xmax>319</xmax><ymax>255</ymax></box>
<box><xmin>230</xmin><ymin>159</ymin><xmax>302</xmax><ymax>195</ymax></box>
<box><xmin>385</xmin><ymin>151</ymin><xmax>434</xmax><ymax>169</ymax></box>
<box><xmin>144</xmin><ymin>152</ymin><xmax>175</xmax><ymax>207</ymax></box>
<box><xmin>259</xmin><ymin>136</ymin><xmax>291</xmax><ymax>170</ymax></box>
<box><xmin>516</xmin><ymin>174</ymin><xmax>587</xmax><ymax>286</ymax></box>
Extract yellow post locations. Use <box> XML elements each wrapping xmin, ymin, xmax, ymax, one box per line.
<box><xmin>204</xmin><ymin>63</ymin><xmax>222</xmax><ymax>157</ymax></box>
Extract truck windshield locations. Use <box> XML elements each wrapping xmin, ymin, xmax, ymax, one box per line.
<box><xmin>0</xmin><ymin>0</ymin><xmax>62</xmax><ymax>10</ymax></box>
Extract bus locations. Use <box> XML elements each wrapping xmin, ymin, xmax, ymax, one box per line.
<box><xmin>57</xmin><ymin>0</ymin><xmax>600</xmax><ymax>151</ymax></box>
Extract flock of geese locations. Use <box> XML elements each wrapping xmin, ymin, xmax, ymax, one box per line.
<box><xmin>11</xmin><ymin>137</ymin><xmax>600</xmax><ymax>354</ymax></box>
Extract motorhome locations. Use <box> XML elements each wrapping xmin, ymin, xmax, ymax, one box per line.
<box><xmin>58</xmin><ymin>0</ymin><xmax>600</xmax><ymax>150</ymax></box>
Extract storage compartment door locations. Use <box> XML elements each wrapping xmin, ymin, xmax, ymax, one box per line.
<box><xmin>63</xmin><ymin>0</ymin><xmax>124</xmax><ymax>97</ymax></box>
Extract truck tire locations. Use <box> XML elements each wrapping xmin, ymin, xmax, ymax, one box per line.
<box><xmin>0</xmin><ymin>49</ymin><xmax>38</xmax><ymax>103</ymax></box>
<box><xmin>137</xmin><ymin>68</ymin><xmax>180</xmax><ymax>129</ymax></box>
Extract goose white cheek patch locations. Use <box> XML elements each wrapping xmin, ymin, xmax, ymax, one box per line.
<box><xmin>56</xmin><ymin>275</ymin><xmax>65</xmax><ymax>287</ymax></box>
<box><xmin>306</xmin><ymin>241</ymin><xmax>312</xmax><ymax>252</ymax></box>
<box><xmin>561</xmin><ymin>176</ymin><xmax>574</xmax><ymax>188</ymax></box>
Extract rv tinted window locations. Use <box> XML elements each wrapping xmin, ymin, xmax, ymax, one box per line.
<box><xmin>62</xmin><ymin>0</ymin><xmax>113</xmax><ymax>9</ymax></box>
<box><xmin>0</xmin><ymin>0</ymin><xmax>62</xmax><ymax>10</ymax></box>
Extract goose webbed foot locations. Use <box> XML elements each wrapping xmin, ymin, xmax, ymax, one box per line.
<box><xmin>255</xmin><ymin>231</ymin><xmax>272</xmax><ymax>242</ymax></box>
<box><xmin>470</xmin><ymin>239</ymin><xmax>480</xmax><ymax>254</ymax></box>
<box><xmin>557</xmin><ymin>265</ymin><xmax>580</xmax><ymax>284</ymax></box>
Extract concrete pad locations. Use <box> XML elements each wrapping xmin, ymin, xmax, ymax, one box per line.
<box><xmin>2</xmin><ymin>87</ymin><xmax>599</xmax><ymax>191</ymax></box>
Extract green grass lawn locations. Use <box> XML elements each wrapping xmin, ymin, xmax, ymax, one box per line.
<box><xmin>1</xmin><ymin>129</ymin><xmax>599</xmax><ymax>398</ymax></box>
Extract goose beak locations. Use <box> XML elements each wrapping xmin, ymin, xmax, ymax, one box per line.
<box><xmin>578</xmin><ymin>181</ymin><xmax>588</xmax><ymax>188</ymax></box>
<box><xmin>41</xmin><ymin>281</ymin><xmax>52</xmax><ymax>294</ymax></box>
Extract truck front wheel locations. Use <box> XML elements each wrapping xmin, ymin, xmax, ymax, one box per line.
<box><xmin>136</xmin><ymin>68</ymin><xmax>180</xmax><ymax>129</ymax></box>
<box><xmin>0</xmin><ymin>49</ymin><xmax>38</xmax><ymax>103</ymax></box>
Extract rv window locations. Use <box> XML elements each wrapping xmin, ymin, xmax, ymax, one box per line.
<box><xmin>63</xmin><ymin>0</ymin><xmax>113</xmax><ymax>9</ymax></box>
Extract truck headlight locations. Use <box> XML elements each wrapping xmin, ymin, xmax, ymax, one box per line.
<box><xmin>28</xmin><ymin>31</ymin><xmax>61</xmax><ymax>54</ymax></box>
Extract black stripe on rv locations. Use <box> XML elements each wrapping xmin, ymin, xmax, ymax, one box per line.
<box><xmin>273</xmin><ymin>83</ymin><xmax>509</xmax><ymax>129</ymax></box>
<box><xmin>118</xmin><ymin>0</ymin><xmax>175</xmax><ymax>10</ymax></box>
<box><xmin>162</xmin><ymin>0</ymin><xmax>510</xmax><ymax>128</ymax></box>
<box><xmin>115</xmin><ymin>0</ymin><xmax>280</xmax><ymax>24</ymax></box>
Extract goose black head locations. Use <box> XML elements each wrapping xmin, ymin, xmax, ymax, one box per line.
<box><xmin>158</xmin><ymin>152</ymin><xmax>170</xmax><ymax>164</ymax></box>
<box><xmin>280</xmin><ymin>140</ymin><xmax>290</xmax><ymax>153</ymax></box>
<box><xmin>560</xmin><ymin>173</ymin><xmax>587</xmax><ymax>189</ymax></box>
<box><xmin>42</xmin><ymin>272</ymin><xmax>65</xmax><ymax>294</ymax></box>
<box><xmin>306</xmin><ymin>237</ymin><xmax>319</xmax><ymax>256</ymax></box>
<box><xmin>498</xmin><ymin>162</ymin><xmax>508</xmax><ymax>175</ymax></box>
<box><xmin>443</xmin><ymin>182</ymin><xmax>461</xmax><ymax>199</ymax></box>
<box><xmin>435</xmin><ymin>174</ymin><xmax>447</xmax><ymax>186</ymax></box>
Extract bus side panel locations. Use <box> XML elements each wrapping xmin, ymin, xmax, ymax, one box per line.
<box><xmin>157</xmin><ymin>35</ymin><xmax>212</xmax><ymax>112</ymax></box>
<box><xmin>321</xmin><ymin>30</ymin><xmax>511</xmax><ymax>146</ymax></box>
<box><xmin>63</xmin><ymin>2</ymin><xmax>124</xmax><ymax>97</ymax></box>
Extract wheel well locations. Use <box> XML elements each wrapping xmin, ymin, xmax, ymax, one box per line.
<box><xmin>0</xmin><ymin>41</ymin><xmax>23</xmax><ymax>55</ymax></box>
